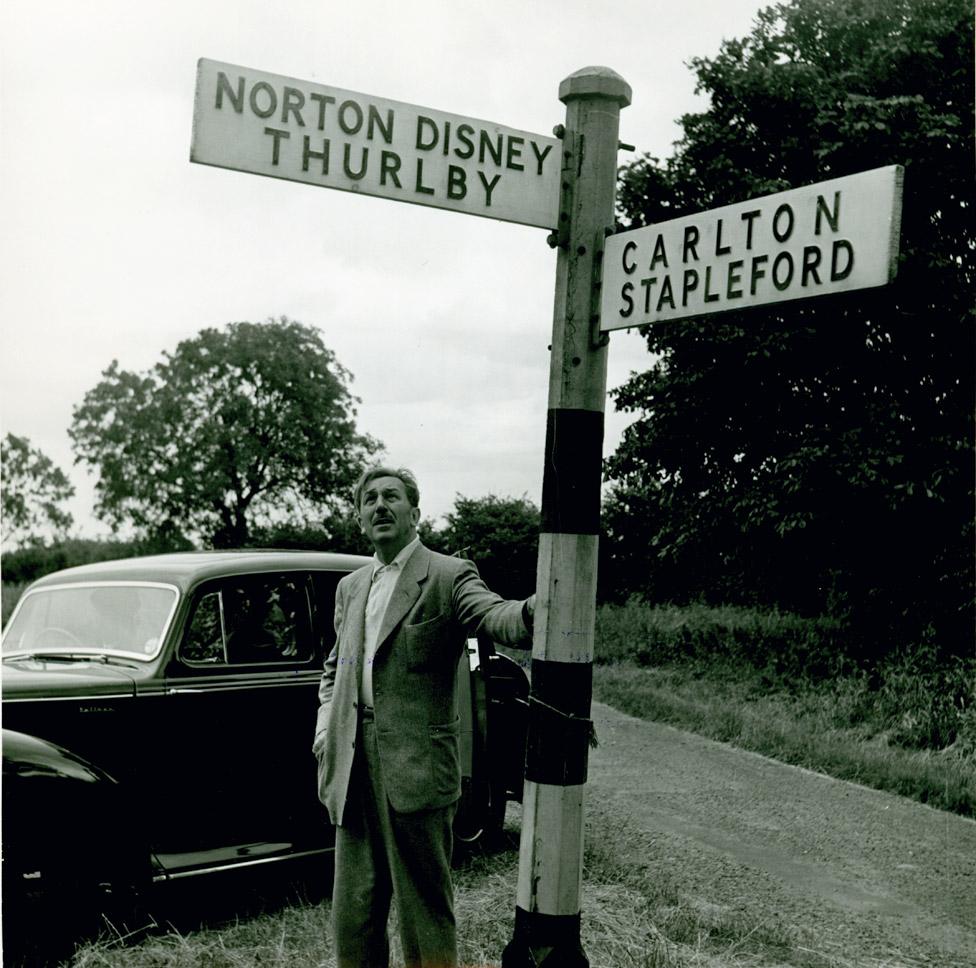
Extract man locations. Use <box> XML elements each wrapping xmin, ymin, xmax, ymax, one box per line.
<box><xmin>313</xmin><ymin>465</ymin><xmax>534</xmax><ymax>968</ymax></box>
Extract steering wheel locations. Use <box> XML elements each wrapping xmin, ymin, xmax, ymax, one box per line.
<box><xmin>37</xmin><ymin>626</ymin><xmax>83</xmax><ymax>647</ymax></box>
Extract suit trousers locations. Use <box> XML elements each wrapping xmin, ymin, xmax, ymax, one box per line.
<box><xmin>332</xmin><ymin>711</ymin><xmax>458</xmax><ymax>968</ymax></box>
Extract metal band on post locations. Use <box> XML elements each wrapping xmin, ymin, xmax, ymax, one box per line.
<box><xmin>502</xmin><ymin>66</ymin><xmax>630</xmax><ymax>968</ymax></box>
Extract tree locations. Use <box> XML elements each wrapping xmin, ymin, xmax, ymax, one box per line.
<box><xmin>1</xmin><ymin>434</ymin><xmax>75</xmax><ymax>548</ymax></box>
<box><xmin>435</xmin><ymin>494</ymin><xmax>540</xmax><ymax>600</ymax></box>
<box><xmin>607</xmin><ymin>0</ymin><xmax>974</xmax><ymax>654</ymax></box>
<box><xmin>70</xmin><ymin>318</ymin><xmax>380</xmax><ymax>547</ymax></box>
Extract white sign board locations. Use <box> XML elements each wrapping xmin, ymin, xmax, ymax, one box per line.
<box><xmin>601</xmin><ymin>165</ymin><xmax>903</xmax><ymax>331</ymax></box>
<box><xmin>191</xmin><ymin>58</ymin><xmax>562</xmax><ymax>229</ymax></box>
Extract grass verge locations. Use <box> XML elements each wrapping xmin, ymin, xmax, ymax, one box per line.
<box><xmin>69</xmin><ymin>800</ymin><xmax>834</xmax><ymax>968</ymax></box>
<box><xmin>593</xmin><ymin>661</ymin><xmax>976</xmax><ymax>817</ymax></box>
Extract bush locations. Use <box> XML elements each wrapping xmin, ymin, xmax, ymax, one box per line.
<box><xmin>595</xmin><ymin>599</ymin><xmax>852</xmax><ymax>678</ymax></box>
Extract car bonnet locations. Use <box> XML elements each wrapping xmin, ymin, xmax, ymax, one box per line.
<box><xmin>1</xmin><ymin>658</ymin><xmax>138</xmax><ymax>699</ymax></box>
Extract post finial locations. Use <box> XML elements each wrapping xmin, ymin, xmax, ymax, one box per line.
<box><xmin>559</xmin><ymin>66</ymin><xmax>631</xmax><ymax>106</ymax></box>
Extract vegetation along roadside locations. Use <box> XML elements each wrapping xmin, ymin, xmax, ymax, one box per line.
<box><xmin>592</xmin><ymin>602</ymin><xmax>975</xmax><ymax>818</ymax></box>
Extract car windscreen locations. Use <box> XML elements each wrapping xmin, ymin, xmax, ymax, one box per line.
<box><xmin>2</xmin><ymin>582</ymin><xmax>179</xmax><ymax>659</ymax></box>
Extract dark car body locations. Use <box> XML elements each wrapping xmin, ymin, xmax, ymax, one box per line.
<box><xmin>1</xmin><ymin>550</ymin><xmax>529</xmax><ymax>951</ymax></box>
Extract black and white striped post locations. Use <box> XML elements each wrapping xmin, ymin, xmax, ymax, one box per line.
<box><xmin>503</xmin><ymin>67</ymin><xmax>630</xmax><ymax>968</ymax></box>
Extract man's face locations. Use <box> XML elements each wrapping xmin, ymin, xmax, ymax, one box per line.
<box><xmin>359</xmin><ymin>475</ymin><xmax>420</xmax><ymax>556</ymax></box>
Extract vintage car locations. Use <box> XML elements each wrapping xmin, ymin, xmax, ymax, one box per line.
<box><xmin>1</xmin><ymin>550</ymin><xmax>529</xmax><ymax>955</ymax></box>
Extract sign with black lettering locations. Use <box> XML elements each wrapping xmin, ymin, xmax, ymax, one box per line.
<box><xmin>600</xmin><ymin>165</ymin><xmax>903</xmax><ymax>331</ymax></box>
<box><xmin>190</xmin><ymin>58</ymin><xmax>561</xmax><ymax>229</ymax></box>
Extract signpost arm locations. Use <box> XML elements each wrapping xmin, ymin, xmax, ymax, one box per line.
<box><xmin>502</xmin><ymin>66</ymin><xmax>630</xmax><ymax>968</ymax></box>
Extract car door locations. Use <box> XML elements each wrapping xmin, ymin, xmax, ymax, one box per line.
<box><xmin>148</xmin><ymin>570</ymin><xmax>337</xmax><ymax>872</ymax></box>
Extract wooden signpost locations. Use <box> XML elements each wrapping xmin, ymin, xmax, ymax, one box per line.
<box><xmin>191</xmin><ymin>58</ymin><xmax>902</xmax><ymax>968</ymax></box>
<box><xmin>191</xmin><ymin>58</ymin><xmax>561</xmax><ymax>229</ymax></box>
<box><xmin>501</xmin><ymin>66</ymin><xmax>631</xmax><ymax>968</ymax></box>
<box><xmin>601</xmin><ymin>165</ymin><xmax>903</xmax><ymax>330</ymax></box>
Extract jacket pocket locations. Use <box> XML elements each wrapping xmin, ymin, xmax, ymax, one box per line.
<box><xmin>404</xmin><ymin>612</ymin><xmax>449</xmax><ymax>669</ymax></box>
<box><xmin>428</xmin><ymin>716</ymin><xmax>462</xmax><ymax>801</ymax></box>
<box><xmin>314</xmin><ymin>744</ymin><xmax>330</xmax><ymax>807</ymax></box>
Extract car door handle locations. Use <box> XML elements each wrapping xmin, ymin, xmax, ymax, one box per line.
<box><xmin>166</xmin><ymin>687</ymin><xmax>204</xmax><ymax>695</ymax></box>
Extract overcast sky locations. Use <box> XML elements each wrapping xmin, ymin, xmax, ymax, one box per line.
<box><xmin>1</xmin><ymin>0</ymin><xmax>764</xmax><ymax>541</ymax></box>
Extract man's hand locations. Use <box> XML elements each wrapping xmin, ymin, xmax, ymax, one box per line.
<box><xmin>312</xmin><ymin>730</ymin><xmax>327</xmax><ymax>757</ymax></box>
<box><xmin>521</xmin><ymin>594</ymin><xmax>536</xmax><ymax>637</ymax></box>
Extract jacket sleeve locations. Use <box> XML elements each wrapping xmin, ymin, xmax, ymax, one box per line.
<box><xmin>451</xmin><ymin>558</ymin><xmax>533</xmax><ymax>648</ymax></box>
<box><xmin>314</xmin><ymin>580</ymin><xmax>345</xmax><ymax>740</ymax></box>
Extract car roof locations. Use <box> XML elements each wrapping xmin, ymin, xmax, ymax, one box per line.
<box><xmin>28</xmin><ymin>550</ymin><xmax>373</xmax><ymax>593</ymax></box>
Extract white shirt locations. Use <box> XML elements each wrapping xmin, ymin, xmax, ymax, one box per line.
<box><xmin>360</xmin><ymin>536</ymin><xmax>421</xmax><ymax>707</ymax></box>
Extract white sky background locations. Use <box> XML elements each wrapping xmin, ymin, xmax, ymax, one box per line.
<box><xmin>1</xmin><ymin>0</ymin><xmax>764</xmax><ymax>540</ymax></box>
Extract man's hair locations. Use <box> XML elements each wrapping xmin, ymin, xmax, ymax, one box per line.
<box><xmin>352</xmin><ymin>465</ymin><xmax>420</xmax><ymax>510</ymax></box>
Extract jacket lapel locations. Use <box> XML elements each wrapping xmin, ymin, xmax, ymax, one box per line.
<box><xmin>343</xmin><ymin>565</ymin><xmax>372</xmax><ymax>657</ymax></box>
<box><xmin>375</xmin><ymin>543</ymin><xmax>430</xmax><ymax>651</ymax></box>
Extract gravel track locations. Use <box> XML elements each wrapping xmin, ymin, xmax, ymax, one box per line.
<box><xmin>587</xmin><ymin>701</ymin><xmax>976</xmax><ymax>967</ymax></box>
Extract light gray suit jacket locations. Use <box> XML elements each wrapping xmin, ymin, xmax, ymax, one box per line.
<box><xmin>314</xmin><ymin>543</ymin><xmax>532</xmax><ymax>825</ymax></box>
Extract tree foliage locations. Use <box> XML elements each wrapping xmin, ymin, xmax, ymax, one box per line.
<box><xmin>70</xmin><ymin>318</ymin><xmax>380</xmax><ymax>547</ymax></box>
<box><xmin>432</xmin><ymin>494</ymin><xmax>540</xmax><ymax>600</ymax></box>
<box><xmin>607</xmin><ymin>0</ymin><xmax>973</xmax><ymax>654</ymax></box>
<box><xmin>1</xmin><ymin>434</ymin><xmax>75</xmax><ymax>548</ymax></box>
<box><xmin>0</xmin><ymin>535</ymin><xmax>194</xmax><ymax>585</ymax></box>
<box><xmin>247</xmin><ymin>516</ymin><xmax>373</xmax><ymax>556</ymax></box>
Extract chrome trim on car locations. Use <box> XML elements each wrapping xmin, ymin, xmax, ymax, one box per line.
<box><xmin>152</xmin><ymin>846</ymin><xmax>332</xmax><ymax>881</ymax></box>
<box><xmin>164</xmin><ymin>678</ymin><xmax>320</xmax><ymax>695</ymax></box>
<box><xmin>5</xmin><ymin>678</ymin><xmax>319</xmax><ymax>700</ymax></box>
<box><xmin>2</xmin><ymin>693</ymin><xmax>135</xmax><ymax>703</ymax></box>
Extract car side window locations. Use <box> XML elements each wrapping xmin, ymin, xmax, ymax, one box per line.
<box><xmin>180</xmin><ymin>574</ymin><xmax>315</xmax><ymax>669</ymax></box>
<box><xmin>182</xmin><ymin>591</ymin><xmax>226</xmax><ymax>664</ymax></box>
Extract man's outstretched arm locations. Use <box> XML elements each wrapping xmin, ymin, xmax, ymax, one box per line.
<box><xmin>451</xmin><ymin>558</ymin><xmax>534</xmax><ymax>648</ymax></box>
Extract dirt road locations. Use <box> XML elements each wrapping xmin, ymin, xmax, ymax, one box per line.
<box><xmin>587</xmin><ymin>701</ymin><xmax>976</xmax><ymax>967</ymax></box>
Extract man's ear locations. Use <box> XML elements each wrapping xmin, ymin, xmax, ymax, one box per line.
<box><xmin>410</xmin><ymin>506</ymin><xmax>421</xmax><ymax>527</ymax></box>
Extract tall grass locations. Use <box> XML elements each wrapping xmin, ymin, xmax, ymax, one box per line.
<box><xmin>596</xmin><ymin>601</ymin><xmax>853</xmax><ymax>676</ymax></box>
